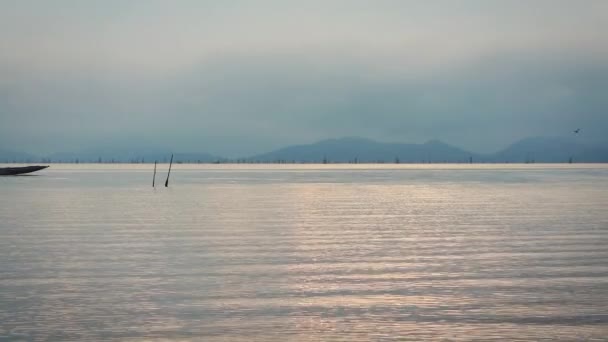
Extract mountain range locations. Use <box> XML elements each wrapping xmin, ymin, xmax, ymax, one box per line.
<box><xmin>1</xmin><ymin>136</ymin><xmax>607</xmax><ymax>163</ymax></box>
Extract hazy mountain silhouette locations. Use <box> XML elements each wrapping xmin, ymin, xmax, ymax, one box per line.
<box><xmin>2</xmin><ymin>136</ymin><xmax>608</xmax><ymax>163</ymax></box>
<box><xmin>46</xmin><ymin>147</ymin><xmax>222</xmax><ymax>163</ymax></box>
<box><xmin>249</xmin><ymin>136</ymin><xmax>608</xmax><ymax>163</ymax></box>
<box><xmin>0</xmin><ymin>149</ymin><xmax>38</xmax><ymax>163</ymax></box>
<box><xmin>248</xmin><ymin>137</ymin><xmax>478</xmax><ymax>163</ymax></box>
<box><xmin>493</xmin><ymin>136</ymin><xmax>608</xmax><ymax>163</ymax></box>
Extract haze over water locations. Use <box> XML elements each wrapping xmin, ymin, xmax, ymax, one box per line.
<box><xmin>1</xmin><ymin>164</ymin><xmax>608</xmax><ymax>340</ymax></box>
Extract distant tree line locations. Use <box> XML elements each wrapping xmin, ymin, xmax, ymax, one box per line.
<box><xmin>0</xmin><ymin>154</ymin><xmax>580</xmax><ymax>164</ymax></box>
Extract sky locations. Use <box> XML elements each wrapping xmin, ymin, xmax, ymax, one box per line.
<box><xmin>1</xmin><ymin>0</ymin><xmax>607</xmax><ymax>157</ymax></box>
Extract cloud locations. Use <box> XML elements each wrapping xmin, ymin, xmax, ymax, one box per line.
<box><xmin>1</xmin><ymin>1</ymin><xmax>607</xmax><ymax>156</ymax></box>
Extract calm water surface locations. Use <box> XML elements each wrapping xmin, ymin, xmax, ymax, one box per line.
<box><xmin>1</xmin><ymin>164</ymin><xmax>607</xmax><ymax>341</ymax></box>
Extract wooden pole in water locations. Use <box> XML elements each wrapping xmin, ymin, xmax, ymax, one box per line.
<box><xmin>152</xmin><ymin>160</ymin><xmax>157</xmax><ymax>187</ymax></box>
<box><xmin>165</xmin><ymin>154</ymin><xmax>173</xmax><ymax>187</ymax></box>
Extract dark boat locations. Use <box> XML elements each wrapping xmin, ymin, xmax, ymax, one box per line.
<box><xmin>0</xmin><ymin>165</ymin><xmax>49</xmax><ymax>176</ymax></box>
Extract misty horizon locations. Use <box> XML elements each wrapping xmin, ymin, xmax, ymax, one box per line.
<box><xmin>3</xmin><ymin>134</ymin><xmax>606</xmax><ymax>164</ymax></box>
<box><xmin>2</xmin><ymin>133</ymin><xmax>603</xmax><ymax>159</ymax></box>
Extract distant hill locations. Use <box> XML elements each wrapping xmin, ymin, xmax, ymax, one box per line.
<box><xmin>3</xmin><ymin>136</ymin><xmax>607</xmax><ymax>164</ymax></box>
<box><xmin>46</xmin><ymin>147</ymin><xmax>223</xmax><ymax>163</ymax></box>
<box><xmin>493</xmin><ymin>137</ymin><xmax>608</xmax><ymax>163</ymax></box>
<box><xmin>0</xmin><ymin>149</ymin><xmax>39</xmax><ymax>163</ymax></box>
<box><xmin>248</xmin><ymin>137</ymin><xmax>479</xmax><ymax>163</ymax></box>
<box><xmin>249</xmin><ymin>136</ymin><xmax>608</xmax><ymax>163</ymax></box>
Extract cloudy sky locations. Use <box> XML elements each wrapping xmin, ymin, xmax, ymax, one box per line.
<box><xmin>1</xmin><ymin>0</ymin><xmax>607</xmax><ymax>156</ymax></box>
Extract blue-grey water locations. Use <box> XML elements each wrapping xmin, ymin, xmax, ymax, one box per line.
<box><xmin>1</xmin><ymin>164</ymin><xmax>607</xmax><ymax>341</ymax></box>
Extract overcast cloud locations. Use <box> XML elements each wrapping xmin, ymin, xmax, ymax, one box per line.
<box><xmin>1</xmin><ymin>0</ymin><xmax>607</xmax><ymax>156</ymax></box>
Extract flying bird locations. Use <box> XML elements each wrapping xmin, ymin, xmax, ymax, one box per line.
<box><xmin>573</xmin><ymin>128</ymin><xmax>581</xmax><ymax>134</ymax></box>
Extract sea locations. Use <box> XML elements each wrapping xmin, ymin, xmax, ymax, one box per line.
<box><xmin>1</xmin><ymin>164</ymin><xmax>607</xmax><ymax>341</ymax></box>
